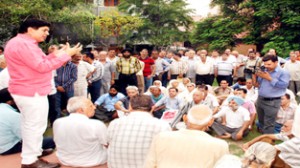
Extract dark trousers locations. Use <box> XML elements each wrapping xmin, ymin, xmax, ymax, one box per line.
<box><xmin>196</xmin><ymin>74</ymin><xmax>210</xmax><ymax>85</ymax></box>
<box><xmin>118</xmin><ymin>73</ymin><xmax>138</xmax><ymax>95</ymax></box>
<box><xmin>208</xmin><ymin>74</ymin><xmax>215</xmax><ymax>86</ymax></box>
<box><xmin>88</xmin><ymin>79</ymin><xmax>101</xmax><ymax>103</ymax></box>
<box><xmin>256</xmin><ymin>96</ymin><xmax>281</xmax><ymax>134</ymax></box>
<box><xmin>1</xmin><ymin>137</ymin><xmax>55</xmax><ymax>155</ymax></box>
<box><xmin>47</xmin><ymin>94</ymin><xmax>57</xmax><ymax>126</ymax></box>
<box><xmin>55</xmin><ymin>91</ymin><xmax>74</xmax><ymax>118</ymax></box>
<box><xmin>161</xmin><ymin>71</ymin><xmax>169</xmax><ymax>87</ymax></box>
<box><xmin>211</xmin><ymin>121</ymin><xmax>249</xmax><ymax>140</ymax></box>
<box><xmin>216</xmin><ymin>75</ymin><xmax>233</xmax><ymax>86</ymax></box>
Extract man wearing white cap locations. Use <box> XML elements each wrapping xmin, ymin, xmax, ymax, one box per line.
<box><xmin>144</xmin><ymin>105</ymin><xmax>229</xmax><ymax>168</ymax></box>
<box><xmin>211</xmin><ymin>96</ymin><xmax>250</xmax><ymax>140</ymax></box>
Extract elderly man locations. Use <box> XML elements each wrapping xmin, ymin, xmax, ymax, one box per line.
<box><xmin>243</xmin><ymin>120</ymin><xmax>294</xmax><ymax>150</ymax></box>
<box><xmin>170</xmin><ymin>90</ymin><xmax>205</xmax><ymax>128</ymax></box>
<box><xmin>212</xmin><ymin>96</ymin><xmax>250</xmax><ymax>140</ymax></box>
<box><xmin>99</xmin><ymin>51</ymin><xmax>115</xmax><ymax>94</ymax></box>
<box><xmin>53</xmin><ymin>97</ymin><xmax>107</xmax><ymax>167</ymax></box>
<box><xmin>243</xmin><ymin>119</ymin><xmax>297</xmax><ymax>168</ymax></box>
<box><xmin>144</xmin><ymin>105</ymin><xmax>229</xmax><ymax>168</ymax></box>
<box><xmin>283</xmin><ymin>51</ymin><xmax>300</xmax><ymax>97</ymax></box>
<box><xmin>114</xmin><ymin>86</ymin><xmax>139</xmax><ymax>113</ymax></box>
<box><xmin>152</xmin><ymin>87</ymin><xmax>183</xmax><ymax>116</ymax></box>
<box><xmin>107</xmin><ymin>95</ymin><xmax>171</xmax><ymax>168</ymax></box>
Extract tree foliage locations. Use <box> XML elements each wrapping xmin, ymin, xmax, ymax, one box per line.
<box><xmin>118</xmin><ymin>0</ymin><xmax>194</xmax><ymax>47</ymax></box>
<box><xmin>0</xmin><ymin>0</ymin><xmax>95</xmax><ymax>45</ymax></box>
<box><xmin>94</xmin><ymin>10</ymin><xmax>143</xmax><ymax>46</ymax></box>
<box><xmin>192</xmin><ymin>0</ymin><xmax>300</xmax><ymax>56</ymax></box>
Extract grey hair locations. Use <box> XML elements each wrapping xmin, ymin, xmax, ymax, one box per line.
<box><xmin>99</xmin><ymin>51</ymin><xmax>107</xmax><ymax>55</ymax></box>
<box><xmin>126</xmin><ymin>85</ymin><xmax>138</xmax><ymax>92</ymax></box>
<box><xmin>243</xmin><ymin>142</ymin><xmax>276</xmax><ymax>167</ymax></box>
<box><xmin>67</xmin><ymin>96</ymin><xmax>88</xmax><ymax>113</ymax></box>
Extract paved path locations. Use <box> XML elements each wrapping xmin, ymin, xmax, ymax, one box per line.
<box><xmin>0</xmin><ymin>153</ymin><xmax>107</xmax><ymax>168</ymax></box>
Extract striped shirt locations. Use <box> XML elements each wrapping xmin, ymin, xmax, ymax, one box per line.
<box><xmin>276</xmin><ymin>103</ymin><xmax>296</xmax><ymax>124</ymax></box>
<box><xmin>169</xmin><ymin>59</ymin><xmax>188</xmax><ymax>75</ymax></box>
<box><xmin>116</xmin><ymin>57</ymin><xmax>142</xmax><ymax>75</ymax></box>
<box><xmin>90</xmin><ymin>60</ymin><xmax>104</xmax><ymax>82</ymax></box>
<box><xmin>55</xmin><ymin>61</ymin><xmax>77</xmax><ymax>93</ymax></box>
<box><xmin>107</xmin><ymin>112</ymin><xmax>171</xmax><ymax>168</ymax></box>
<box><xmin>275</xmin><ymin>137</ymin><xmax>300</xmax><ymax>167</ymax></box>
<box><xmin>215</xmin><ymin>60</ymin><xmax>235</xmax><ymax>76</ymax></box>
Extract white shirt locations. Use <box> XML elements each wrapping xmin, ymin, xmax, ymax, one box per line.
<box><xmin>214</xmin><ymin>106</ymin><xmax>250</xmax><ymax>128</ymax></box>
<box><xmin>49</xmin><ymin>71</ymin><xmax>57</xmax><ymax>95</ymax></box>
<box><xmin>154</xmin><ymin>57</ymin><xmax>170</xmax><ymax>74</ymax></box>
<box><xmin>0</xmin><ymin>68</ymin><xmax>9</xmax><ymax>90</ymax></box>
<box><xmin>53</xmin><ymin>113</ymin><xmax>107</xmax><ymax>167</ymax></box>
<box><xmin>74</xmin><ymin>61</ymin><xmax>95</xmax><ymax>86</ymax></box>
<box><xmin>283</xmin><ymin>60</ymin><xmax>300</xmax><ymax>81</ymax></box>
<box><xmin>202</xmin><ymin>93</ymin><xmax>219</xmax><ymax>110</ymax></box>
<box><xmin>196</xmin><ymin>57</ymin><xmax>215</xmax><ymax>75</ymax></box>
<box><xmin>107</xmin><ymin>112</ymin><xmax>171</xmax><ymax>168</ymax></box>
<box><xmin>242</xmin><ymin>86</ymin><xmax>258</xmax><ymax>103</ymax></box>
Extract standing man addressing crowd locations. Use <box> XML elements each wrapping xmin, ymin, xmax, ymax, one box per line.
<box><xmin>253</xmin><ymin>54</ymin><xmax>290</xmax><ymax>134</ymax></box>
<box><xmin>4</xmin><ymin>19</ymin><xmax>82</xmax><ymax>168</ymax></box>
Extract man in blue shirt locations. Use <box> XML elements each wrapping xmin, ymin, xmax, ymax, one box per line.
<box><xmin>253</xmin><ymin>54</ymin><xmax>290</xmax><ymax>134</ymax></box>
<box><xmin>0</xmin><ymin>103</ymin><xmax>55</xmax><ymax>155</ymax></box>
<box><xmin>94</xmin><ymin>85</ymin><xmax>125</xmax><ymax>122</ymax></box>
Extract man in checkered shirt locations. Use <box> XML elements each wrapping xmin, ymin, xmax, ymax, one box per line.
<box><xmin>107</xmin><ymin>95</ymin><xmax>171</xmax><ymax>168</ymax></box>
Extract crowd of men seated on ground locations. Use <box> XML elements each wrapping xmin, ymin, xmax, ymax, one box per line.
<box><xmin>0</xmin><ymin>46</ymin><xmax>300</xmax><ymax>168</ymax></box>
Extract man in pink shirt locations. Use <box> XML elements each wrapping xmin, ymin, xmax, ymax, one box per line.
<box><xmin>4</xmin><ymin>19</ymin><xmax>82</xmax><ymax>168</ymax></box>
<box><xmin>236</xmin><ymin>88</ymin><xmax>257</xmax><ymax>130</ymax></box>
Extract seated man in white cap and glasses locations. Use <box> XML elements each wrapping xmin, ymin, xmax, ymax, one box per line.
<box><xmin>144</xmin><ymin>105</ymin><xmax>229</xmax><ymax>168</ymax></box>
<box><xmin>242</xmin><ymin>142</ymin><xmax>277</xmax><ymax>168</ymax></box>
<box><xmin>211</xmin><ymin>95</ymin><xmax>250</xmax><ymax>140</ymax></box>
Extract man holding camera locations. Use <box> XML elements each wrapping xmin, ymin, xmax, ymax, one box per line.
<box><xmin>253</xmin><ymin>54</ymin><xmax>290</xmax><ymax>134</ymax></box>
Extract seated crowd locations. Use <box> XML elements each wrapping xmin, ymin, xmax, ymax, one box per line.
<box><xmin>1</xmin><ymin>46</ymin><xmax>300</xmax><ymax>168</ymax></box>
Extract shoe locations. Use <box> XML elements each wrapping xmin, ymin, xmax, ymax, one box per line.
<box><xmin>21</xmin><ymin>159</ymin><xmax>60</xmax><ymax>168</ymax></box>
<box><xmin>38</xmin><ymin>148</ymin><xmax>54</xmax><ymax>158</ymax></box>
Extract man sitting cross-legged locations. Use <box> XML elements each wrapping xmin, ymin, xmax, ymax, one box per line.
<box><xmin>144</xmin><ymin>105</ymin><xmax>229</xmax><ymax>168</ymax></box>
<box><xmin>107</xmin><ymin>95</ymin><xmax>171</xmax><ymax>168</ymax></box>
<box><xmin>211</xmin><ymin>96</ymin><xmax>250</xmax><ymax>140</ymax></box>
<box><xmin>53</xmin><ymin>96</ymin><xmax>107</xmax><ymax>167</ymax></box>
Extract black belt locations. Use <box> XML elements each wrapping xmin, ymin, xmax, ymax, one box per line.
<box><xmin>260</xmin><ymin>96</ymin><xmax>281</xmax><ymax>101</ymax></box>
<box><xmin>120</xmin><ymin>73</ymin><xmax>135</xmax><ymax>76</ymax></box>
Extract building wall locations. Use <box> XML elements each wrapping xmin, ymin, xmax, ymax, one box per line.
<box><xmin>104</xmin><ymin>0</ymin><xmax>120</xmax><ymax>6</ymax></box>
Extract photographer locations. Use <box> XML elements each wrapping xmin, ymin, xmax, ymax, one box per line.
<box><xmin>253</xmin><ymin>54</ymin><xmax>290</xmax><ymax>134</ymax></box>
<box><xmin>244</xmin><ymin>51</ymin><xmax>262</xmax><ymax>79</ymax></box>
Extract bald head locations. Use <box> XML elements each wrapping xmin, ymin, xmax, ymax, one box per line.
<box><xmin>187</xmin><ymin>105</ymin><xmax>212</xmax><ymax>126</ymax></box>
